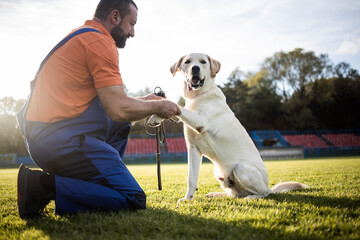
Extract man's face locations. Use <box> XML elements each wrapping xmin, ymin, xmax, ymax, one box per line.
<box><xmin>111</xmin><ymin>4</ymin><xmax>137</xmax><ymax>48</ymax></box>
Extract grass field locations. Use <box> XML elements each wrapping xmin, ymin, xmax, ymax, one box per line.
<box><xmin>1</xmin><ymin>157</ymin><xmax>359</xmax><ymax>240</ymax></box>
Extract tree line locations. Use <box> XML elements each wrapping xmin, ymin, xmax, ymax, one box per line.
<box><xmin>1</xmin><ymin>48</ymin><xmax>359</xmax><ymax>153</ymax></box>
<box><xmin>221</xmin><ymin>48</ymin><xmax>359</xmax><ymax>130</ymax></box>
<box><xmin>0</xmin><ymin>97</ymin><xmax>26</xmax><ymax>153</ymax></box>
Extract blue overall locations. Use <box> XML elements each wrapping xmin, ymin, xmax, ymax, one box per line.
<box><xmin>17</xmin><ymin>28</ymin><xmax>146</xmax><ymax>215</ymax></box>
<box><xmin>19</xmin><ymin>97</ymin><xmax>146</xmax><ymax>215</ymax></box>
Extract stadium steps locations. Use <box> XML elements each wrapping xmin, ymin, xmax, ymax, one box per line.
<box><xmin>251</xmin><ymin>130</ymin><xmax>288</xmax><ymax>147</ymax></box>
<box><xmin>319</xmin><ymin>134</ymin><xmax>334</xmax><ymax>147</ymax></box>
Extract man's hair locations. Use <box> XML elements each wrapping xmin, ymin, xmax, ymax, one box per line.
<box><xmin>94</xmin><ymin>0</ymin><xmax>138</xmax><ymax>20</ymax></box>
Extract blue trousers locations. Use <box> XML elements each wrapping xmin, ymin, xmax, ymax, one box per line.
<box><xmin>18</xmin><ymin>97</ymin><xmax>146</xmax><ymax>215</ymax></box>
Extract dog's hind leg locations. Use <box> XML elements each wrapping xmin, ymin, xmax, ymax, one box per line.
<box><xmin>206</xmin><ymin>192</ymin><xmax>229</xmax><ymax>198</ymax></box>
<box><xmin>232</xmin><ymin>163</ymin><xmax>272</xmax><ymax>198</ymax></box>
<box><xmin>206</xmin><ymin>165</ymin><xmax>232</xmax><ymax>198</ymax></box>
<box><xmin>177</xmin><ymin>145</ymin><xmax>202</xmax><ymax>205</ymax></box>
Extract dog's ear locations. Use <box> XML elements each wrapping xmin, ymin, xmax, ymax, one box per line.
<box><xmin>207</xmin><ymin>55</ymin><xmax>221</xmax><ymax>78</ymax></box>
<box><xmin>170</xmin><ymin>56</ymin><xmax>184</xmax><ymax>76</ymax></box>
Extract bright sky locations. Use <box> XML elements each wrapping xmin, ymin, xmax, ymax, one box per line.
<box><xmin>0</xmin><ymin>0</ymin><xmax>359</xmax><ymax>103</ymax></box>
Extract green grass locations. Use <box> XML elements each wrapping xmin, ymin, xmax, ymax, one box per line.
<box><xmin>1</xmin><ymin>157</ymin><xmax>359</xmax><ymax>240</ymax></box>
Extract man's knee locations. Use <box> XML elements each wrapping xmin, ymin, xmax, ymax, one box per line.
<box><xmin>127</xmin><ymin>190</ymin><xmax>146</xmax><ymax>210</ymax></box>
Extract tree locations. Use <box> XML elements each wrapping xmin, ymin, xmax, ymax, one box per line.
<box><xmin>222</xmin><ymin>52</ymin><xmax>360</xmax><ymax>130</ymax></box>
<box><xmin>281</xmin><ymin>90</ymin><xmax>318</xmax><ymax>130</ymax></box>
<box><xmin>0</xmin><ymin>97</ymin><xmax>27</xmax><ymax>153</ymax></box>
<box><xmin>261</xmin><ymin>48</ymin><xmax>332</xmax><ymax>100</ymax></box>
<box><xmin>334</xmin><ymin>62</ymin><xmax>359</xmax><ymax>79</ymax></box>
<box><xmin>0</xmin><ymin>97</ymin><xmax>26</xmax><ymax>115</ymax></box>
<box><xmin>247</xmin><ymin>81</ymin><xmax>283</xmax><ymax>130</ymax></box>
<box><xmin>0</xmin><ymin>114</ymin><xmax>26</xmax><ymax>153</ymax></box>
<box><xmin>220</xmin><ymin>68</ymin><xmax>251</xmax><ymax>127</ymax></box>
<box><xmin>220</xmin><ymin>68</ymin><xmax>283</xmax><ymax>130</ymax></box>
<box><xmin>280</xmin><ymin>68</ymin><xmax>360</xmax><ymax>130</ymax></box>
<box><xmin>308</xmin><ymin>76</ymin><xmax>360</xmax><ymax>129</ymax></box>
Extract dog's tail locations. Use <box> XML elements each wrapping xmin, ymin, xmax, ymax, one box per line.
<box><xmin>271</xmin><ymin>181</ymin><xmax>309</xmax><ymax>193</ymax></box>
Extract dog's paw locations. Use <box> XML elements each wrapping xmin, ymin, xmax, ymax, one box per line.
<box><xmin>206</xmin><ymin>192</ymin><xmax>228</xmax><ymax>198</ymax></box>
<box><xmin>147</xmin><ymin>115</ymin><xmax>164</xmax><ymax>127</ymax></box>
<box><xmin>244</xmin><ymin>194</ymin><xmax>268</xmax><ymax>199</ymax></box>
<box><xmin>176</xmin><ymin>198</ymin><xmax>189</xmax><ymax>207</ymax></box>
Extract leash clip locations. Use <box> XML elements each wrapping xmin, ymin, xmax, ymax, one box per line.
<box><xmin>154</xmin><ymin>86</ymin><xmax>165</xmax><ymax>98</ymax></box>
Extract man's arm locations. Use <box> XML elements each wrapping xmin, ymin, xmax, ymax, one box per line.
<box><xmin>97</xmin><ymin>84</ymin><xmax>180</xmax><ymax>122</ymax></box>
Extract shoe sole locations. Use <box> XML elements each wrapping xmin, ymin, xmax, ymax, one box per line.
<box><xmin>17</xmin><ymin>164</ymin><xmax>30</xmax><ymax>219</ymax></box>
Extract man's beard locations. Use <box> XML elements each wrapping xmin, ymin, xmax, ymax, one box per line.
<box><xmin>111</xmin><ymin>24</ymin><xmax>129</xmax><ymax>48</ymax></box>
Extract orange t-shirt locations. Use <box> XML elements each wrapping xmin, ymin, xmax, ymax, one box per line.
<box><xmin>26</xmin><ymin>20</ymin><xmax>123</xmax><ymax>123</ymax></box>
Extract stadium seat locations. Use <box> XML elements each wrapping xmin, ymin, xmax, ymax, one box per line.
<box><xmin>322</xmin><ymin>133</ymin><xmax>360</xmax><ymax>147</ymax></box>
<box><xmin>125</xmin><ymin>138</ymin><xmax>157</xmax><ymax>154</ymax></box>
<box><xmin>166</xmin><ymin>138</ymin><xmax>187</xmax><ymax>153</ymax></box>
<box><xmin>283</xmin><ymin>134</ymin><xmax>329</xmax><ymax>148</ymax></box>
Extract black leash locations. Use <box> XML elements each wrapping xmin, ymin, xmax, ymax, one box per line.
<box><xmin>145</xmin><ymin>87</ymin><xmax>166</xmax><ymax>190</ymax></box>
<box><xmin>145</xmin><ymin>117</ymin><xmax>165</xmax><ymax>190</ymax></box>
<box><xmin>145</xmin><ymin>87</ymin><xmax>181</xmax><ymax>190</ymax></box>
<box><xmin>155</xmin><ymin>124</ymin><xmax>164</xmax><ymax>190</ymax></box>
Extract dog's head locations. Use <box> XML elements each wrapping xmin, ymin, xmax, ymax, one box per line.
<box><xmin>170</xmin><ymin>53</ymin><xmax>221</xmax><ymax>92</ymax></box>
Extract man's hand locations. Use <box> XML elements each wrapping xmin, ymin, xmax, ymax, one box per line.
<box><xmin>156</xmin><ymin>100</ymin><xmax>181</xmax><ymax>119</ymax></box>
<box><xmin>97</xmin><ymin>85</ymin><xmax>180</xmax><ymax>122</ymax></box>
<box><xmin>135</xmin><ymin>92</ymin><xmax>180</xmax><ymax>119</ymax></box>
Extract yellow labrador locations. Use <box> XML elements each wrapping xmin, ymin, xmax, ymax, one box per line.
<box><xmin>149</xmin><ymin>53</ymin><xmax>308</xmax><ymax>204</ymax></box>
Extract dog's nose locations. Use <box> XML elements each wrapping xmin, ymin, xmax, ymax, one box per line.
<box><xmin>192</xmin><ymin>66</ymin><xmax>200</xmax><ymax>74</ymax></box>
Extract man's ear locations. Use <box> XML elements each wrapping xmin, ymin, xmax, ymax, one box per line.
<box><xmin>109</xmin><ymin>9</ymin><xmax>122</xmax><ymax>25</ymax></box>
<box><xmin>207</xmin><ymin>55</ymin><xmax>221</xmax><ymax>78</ymax></box>
<box><xmin>170</xmin><ymin>56</ymin><xmax>184</xmax><ymax>76</ymax></box>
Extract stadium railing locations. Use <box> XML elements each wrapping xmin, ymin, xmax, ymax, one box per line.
<box><xmin>5</xmin><ymin>129</ymin><xmax>360</xmax><ymax>166</ymax></box>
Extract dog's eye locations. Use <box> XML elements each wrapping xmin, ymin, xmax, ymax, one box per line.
<box><xmin>200</xmin><ymin>60</ymin><xmax>207</xmax><ymax>64</ymax></box>
<box><xmin>184</xmin><ymin>60</ymin><xmax>191</xmax><ymax>64</ymax></box>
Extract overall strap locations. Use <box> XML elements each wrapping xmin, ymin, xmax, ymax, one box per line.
<box><xmin>31</xmin><ymin>28</ymin><xmax>101</xmax><ymax>91</ymax></box>
<box><xmin>17</xmin><ymin>27</ymin><xmax>101</xmax><ymax>138</ymax></box>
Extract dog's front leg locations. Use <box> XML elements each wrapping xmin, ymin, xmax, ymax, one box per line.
<box><xmin>177</xmin><ymin>145</ymin><xmax>202</xmax><ymax>206</ymax></box>
<box><xmin>179</xmin><ymin>107</ymin><xmax>207</xmax><ymax>133</ymax></box>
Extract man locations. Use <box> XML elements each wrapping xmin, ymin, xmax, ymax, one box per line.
<box><xmin>17</xmin><ymin>0</ymin><xmax>180</xmax><ymax>218</ymax></box>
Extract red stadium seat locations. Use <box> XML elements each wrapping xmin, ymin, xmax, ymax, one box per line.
<box><xmin>125</xmin><ymin>138</ymin><xmax>157</xmax><ymax>154</ymax></box>
<box><xmin>283</xmin><ymin>134</ymin><xmax>329</xmax><ymax>148</ymax></box>
<box><xmin>322</xmin><ymin>133</ymin><xmax>360</xmax><ymax>147</ymax></box>
<box><xmin>166</xmin><ymin>138</ymin><xmax>187</xmax><ymax>153</ymax></box>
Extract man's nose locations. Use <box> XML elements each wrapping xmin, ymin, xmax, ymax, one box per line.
<box><xmin>129</xmin><ymin>28</ymin><xmax>135</xmax><ymax>37</ymax></box>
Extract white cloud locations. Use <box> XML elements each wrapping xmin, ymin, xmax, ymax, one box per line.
<box><xmin>336</xmin><ymin>33</ymin><xmax>360</xmax><ymax>55</ymax></box>
<box><xmin>337</xmin><ymin>39</ymin><xmax>360</xmax><ymax>55</ymax></box>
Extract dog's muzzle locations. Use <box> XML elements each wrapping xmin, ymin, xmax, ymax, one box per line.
<box><xmin>187</xmin><ymin>65</ymin><xmax>205</xmax><ymax>91</ymax></box>
<box><xmin>188</xmin><ymin>76</ymin><xmax>205</xmax><ymax>88</ymax></box>
<box><xmin>187</xmin><ymin>78</ymin><xmax>205</xmax><ymax>91</ymax></box>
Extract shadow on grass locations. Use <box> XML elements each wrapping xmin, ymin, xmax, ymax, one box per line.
<box><xmin>266</xmin><ymin>189</ymin><xmax>360</xmax><ymax>209</ymax></box>
<box><xmin>24</xmin><ymin>207</ymin><xmax>321</xmax><ymax>240</ymax></box>
<box><xmin>21</xmin><ymin>188</ymin><xmax>359</xmax><ymax>239</ymax></box>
